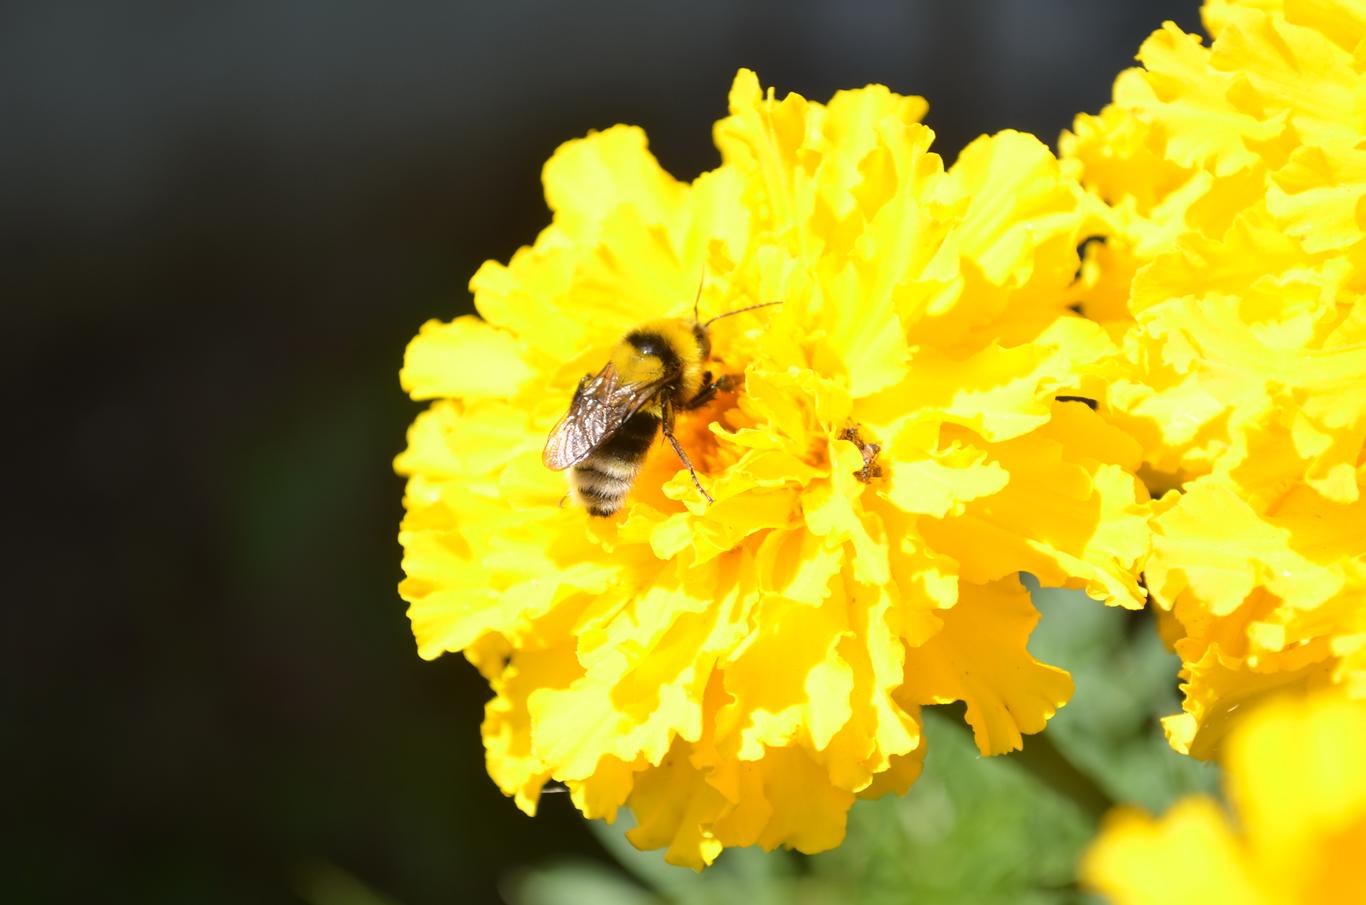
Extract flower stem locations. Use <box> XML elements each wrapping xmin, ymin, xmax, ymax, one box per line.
<box><xmin>1009</xmin><ymin>726</ymin><xmax>1116</xmax><ymax>824</ymax></box>
<box><xmin>939</xmin><ymin>702</ymin><xmax>1116</xmax><ymax>823</ymax></box>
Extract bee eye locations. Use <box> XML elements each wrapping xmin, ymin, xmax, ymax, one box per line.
<box><xmin>626</xmin><ymin>333</ymin><xmax>661</xmax><ymax>359</ymax></box>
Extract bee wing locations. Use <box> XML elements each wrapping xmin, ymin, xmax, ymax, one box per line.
<box><xmin>542</xmin><ymin>363</ymin><xmax>664</xmax><ymax>470</ymax></box>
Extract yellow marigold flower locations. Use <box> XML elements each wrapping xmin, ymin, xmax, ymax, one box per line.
<box><xmin>1082</xmin><ymin>692</ymin><xmax>1366</xmax><ymax>905</ymax></box>
<box><xmin>397</xmin><ymin>69</ymin><xmax>1149</xmax><ymax>867</ymax></box>
<box><xmin>1062</xmin><ymin>0</ymin><xmax>1366</xmax><ymax>759</ymax></box>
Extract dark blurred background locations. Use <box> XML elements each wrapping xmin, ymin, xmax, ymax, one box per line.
<box><xmin>4</xmin><ymin>3</ymin><xmax>1199</xmax><ymax>903</ymax></box>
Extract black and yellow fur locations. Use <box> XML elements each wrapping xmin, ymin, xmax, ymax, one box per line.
<box><xmin>543</xmin><ymin>299</ymin><xmax>777</xmax><ymax>516</ymax></box>
<box><xmin>571</xmin><ymin>319</ymin><xmax>722</xmax><ymax>516</ymax></box>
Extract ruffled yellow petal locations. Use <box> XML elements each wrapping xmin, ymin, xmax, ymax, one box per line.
<box><xmin>1162</xmin><ymin>642</ymin><xmax>1336</xmax><ymax>759</ymax></box>
<box><xmin>625</xmin><ymin>739</ymin><xmax>859</xmax><ymax>869</ymax></box>
<box><xmin>899</xmin><ymin>578</ymin><xmax>1073</xmax><ymax>755</ymax></box>
<box><xmin>399</xmin><ymin>316</ymin><xmax>538</xmax><ymax>400</ymax></box>
<box><xmin>1148</xmin><ymin>475</ymin><xmax>1366</xmax><ymax>757</ymax></box>
<box><xmin>920</xmin><ymin>402</ymin><xmax>1149</xmax><ymax>610</ymax></box>
<box><xmin>1155</xmin><ymin>479</ymin><xmax>1364</xmax><ymax>612</ymax></box>
<box><xmin>883</xmin><ymin>439</ymin><xmax>1008</xmax><ymax>519</ymax></box>
<box><xmin>542</xmin><ymin>124</ymin><xmax>686</xmax><ymax>240</ymax></box>
<box><xmin>934</xmin><ymin>130</ymin><xmax>1094</xmax><ymax>295</ymax></box>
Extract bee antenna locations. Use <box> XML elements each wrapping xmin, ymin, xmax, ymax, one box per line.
<box><xmin>703</xmin><ymin>300</ymin><xmax>782</xmax><ymax>328</ymax></box>
<box><xmin>692</xmin><ymin>267</ymin><xmax>706</xmax><ymax>324</ymax></box>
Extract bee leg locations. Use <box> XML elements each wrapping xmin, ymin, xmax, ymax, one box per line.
<box><xmin>661</xmin><ymin>400</ymin><xmax>714</xmax><ymax>504</ymax></box>
<box><xmin>684</xmin><ymin>372</ymin><xmax>741</xmax><ymax>411</ymax></box>
<box><xmin>684</xmin><ymin>382</ymin><xmax>718</xmax><ymax>410</ymax></box>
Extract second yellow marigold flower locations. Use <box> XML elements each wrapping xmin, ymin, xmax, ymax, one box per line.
<box><xmin>1062</xmin><ymin>0</ymin><xmax>1366</xmax><ymax>759</ymax></box>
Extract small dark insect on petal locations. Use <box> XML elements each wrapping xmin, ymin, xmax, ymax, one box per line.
<box><xmin>1055</xmin><ymin>395</ymin><xmax>1099</xmax><ymax>410</ymax></box>
<box><xmin>839</xmin><ymin>424</ymin><xmax>883</xmax><ymax>483</ymax></box>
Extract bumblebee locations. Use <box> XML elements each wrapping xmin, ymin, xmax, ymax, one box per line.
<box><xmin>543</xmin><ymin>299</ymin><xmax>777</xmax><ymax>516</ymax></box>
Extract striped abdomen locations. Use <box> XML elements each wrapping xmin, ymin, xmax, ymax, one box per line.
<box><xmin>573</xmin><ymin>410</ymin><xmax>660</xmax><ymax>516</ymax></box>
